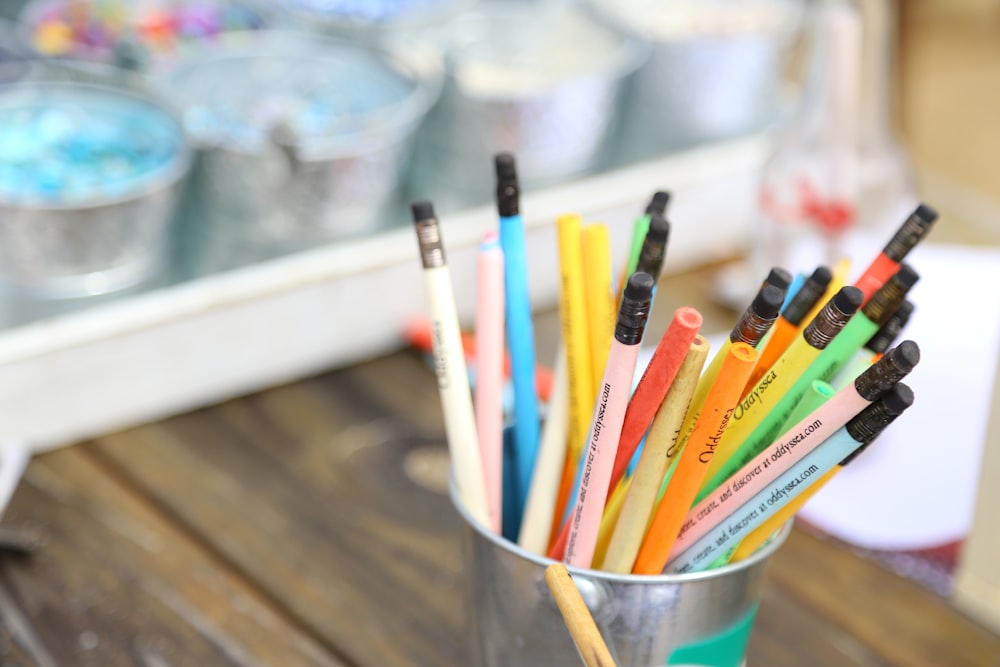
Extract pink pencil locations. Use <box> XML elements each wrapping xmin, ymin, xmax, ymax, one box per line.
<box><xmin>475</xmin><ymin>231</ymin><xmax>505</xmax><ymax>534</ymax></box>
<box><xmin>609</xmin><ymin>306</ymin><xmax>702</xmax><ymax>493</ymax></box>
<box><xmin>666</xmin><ymin>341</ymin><xmax>919</xmax><ymax>561</ymax></box>
<box><xmin>564</xmin><ymin>273</ymin><xmax>654</xmax><ymax>569</ymax></box>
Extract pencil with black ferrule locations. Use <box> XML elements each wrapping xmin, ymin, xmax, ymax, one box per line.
<box><xmin>411</xmin><ymin>201</ymin><xmax>490</xmax><ymax>528</ymax></box>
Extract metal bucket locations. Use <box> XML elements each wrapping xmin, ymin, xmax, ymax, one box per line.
<box><xmin>0</xmin><ymin>80</ymin><xmax>191</xmax><ymax>297</ymax></box>
<box><xmin>406</xmin><ymin>2</ymin><xmax>645</xmax><ymax>212</ymax></box>
<box><xmin>452</xmin><ymin>479</ymin><xmax>788</xmax><ymax>667</ymax></box>
<box><xmin>158</xmin><ymin>30</ymin><xmax>441</xmax><ymax>270</ymax></box>
<box><xmin>591</xmin><ymin>0</ymin><xmax>804</xmax><ymax>157</ymax></box>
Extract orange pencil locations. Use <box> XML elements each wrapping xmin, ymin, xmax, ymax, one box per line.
<box><xmin>632</xmin><ymin>342</ymin><xmax>757</xmax><ymax>575</ymax></box>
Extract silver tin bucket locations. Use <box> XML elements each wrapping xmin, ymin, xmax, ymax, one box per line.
<box><xmin>406</xmin><ymin>2</ymin><xmax>645</xmax><ymax>212</ymax></box>
<box><xmin>0</xmin><ymin>80</ymin><xmax>191</xmax><ymax>297</ymax></box>
<box><xmin>159</xmin><ymin>30</ymin><xmax>441</xmax><ymax>270</ymax></box>
<box><xmin>452</xmin><ymin>479</ymin><xmax>788</xmax><ymax>667</ymax></box>
<box><xmin>592</xmin><ymin>0</ymin><xmax>803</xmax><ymax>156</ymax></box>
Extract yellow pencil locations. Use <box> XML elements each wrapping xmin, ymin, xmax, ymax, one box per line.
<box><xmin>801</xmin><ymin>257</ymin><xmax>850</xmax><ymax>333</ymax></box>
<box><xmin>550</xmin><ymin>214</ymin><xmax>595</xmax><ymax>548</ymax></box>
<box><xmin>583</xmin><ymin>223</ymin><xmax>614</xmax><ymax>383</ymax></box>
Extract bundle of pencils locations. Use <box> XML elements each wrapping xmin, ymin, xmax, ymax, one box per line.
<box><xmin>410</xmin><ymin>151</ymin><xmax>937</xmax><ymax>575</ymax></box>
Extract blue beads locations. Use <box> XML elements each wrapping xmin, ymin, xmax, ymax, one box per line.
<box><xmin>0</xmin><ymin>92</ymin><xmax>183</xmax><ymax>205</ymax></box>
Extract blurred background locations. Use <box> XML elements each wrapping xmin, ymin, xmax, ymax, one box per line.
<box><xmin>0</xmin><ymin>0</ymin><xmax>999</xmax><ymax>631</ymax></box>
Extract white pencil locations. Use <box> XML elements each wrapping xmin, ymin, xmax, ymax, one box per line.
<box><xmin>412</xmin><ymin>201</ymin><xmax>490</xmax><ymax>527</ymax></box>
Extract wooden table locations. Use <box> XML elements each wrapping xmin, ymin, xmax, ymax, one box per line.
<box><xmin>3</xmin><ymin>4</ymin><xmax>1000</xmax><ymax>666</ymax></box>
<box><xmin>2</xmin><ymin>261</ymin><xmax>999</xmax><ymax>667</ymax></box>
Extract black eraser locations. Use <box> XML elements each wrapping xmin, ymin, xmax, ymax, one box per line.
<box><xmin>494</xmin><ymin>153</ymin><xmax>516</xmax><ymax>180</ymax></box>
<box><xmin>411</xmin><ymin>200</ymin><xmax>435</xmax><ymax>222</ymax></box>
<box><xmin>889</xmin><ymin>339</ymin><xmax>921</xmax><ymax>373</ymax></box>
<box><xmin>834</xmin><ymin>286</ymin><xmax>864</xmax><ymax>313</ymax></box>
<box><xmin>810</xmin><ymin>265</ymin><xmax>833</xmax><ymax>287</ymax></box>
<box><xmin>755</xmin><ymin>284</ymin><xmax>785</xmax><ymax>319</ymax></box>
<box><xmin>893</xmin><ymin>263</ymin><xmax>920</xmax><ymax>288</ymax></box>
<box><xmin>624</xmin><ymin>272</ymin><xmax>655</xmax><ymax>301</ymax></box>
<box><xmin>914</xmin><ymin>203</ymin><xmax>938</xmax><ymax>225</ymax></box>
<box><xmin>766</xmin><ymin>267</ymin><xmax>792</xmax><ymax>292</ymax></box>
<box><xmin>646</xmin><ymin>211</ymin><xmax>670</xmax><ymax>239</ymax></box>
<box><xmin>646</xmin><ymin>190</ymin><xmax>671</xmax><ymax>215</ymax></box>
<box><xmin>882</xmin><ymin>382</ymin><xmax>915</xmax><ymax>416</ymax></box>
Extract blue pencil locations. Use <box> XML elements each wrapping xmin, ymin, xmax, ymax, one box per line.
<box><xmin>495</xmin><ymin>153</ymin><xmax>540</xmax><ymax>533</ymax></box>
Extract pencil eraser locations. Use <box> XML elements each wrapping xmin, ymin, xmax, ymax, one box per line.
<box><xmin>892</xmin><ymin>263</ymin><xmax>920</xmax><ymax>288</ymax></box>
<box><xmin>646</xmin><ymin>211</ymin><xmax>670</xmax><ymax>240</ymax></box>
<box><xmin>882</xmin><ymin>382</ymin><xmax>915</xmax><ymax>416</ymax></box>
<box><xmin>833</xmin><ymin>286</ymin><xmax>864</xmax><ymax>313</ymax></box>
<box><xmin>646</xmin><ymin>190</ymin><xmax>671</xmax><ymax>215</ymax></box>
<box><xmin>809</xmin><ymin>265</ymin><xmax>833</xmax><ymax>287</ymax></box>
<box><xmin>411</xmin><ymin>200</ymin><xmax>435</xmax><ymax>222</ymax></box>
<box><xmin>888</xmin><ymin>339</ymin><xmax>921</xmax><ymax>373</ymax></box>
<box><xmin>624</xmin><ymin>272</ymin><xmax>655</xmax><ymax>300</ymax></box>
<box><xmin>765</xmin><ymin>267</ymin><xmax>793</xmax><ymax>292</ymax></box>
<box><xmin>914</xmin><ymin>203</ymin><xmax>938</xmax><ymax>224</ymax></box>
<box><xmin>892</xmin><ymin>299</ymin><xmax>915</xmax><ymax>325</ymax></box>
<box><xmin>755</xmin><ymin>285</ymin><xmax>785</xmax><ymax>319</ymax></box>
<box><xmin>494</xmin><ymin>153</ymin><xmax>517</xmax><ymax>179</ymax></box>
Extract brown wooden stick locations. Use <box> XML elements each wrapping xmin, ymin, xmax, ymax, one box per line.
<box><xmin>544</xmin><ymin>563</ymin><xmax>618</xmax><ymax>667</ymax></box>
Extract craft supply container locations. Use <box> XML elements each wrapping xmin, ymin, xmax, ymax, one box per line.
<box><xmin>257</xmin><ymin>0</ymin><xmax>475</xmax><ymax>46</ymax></box>
<box><xmin>406</xmin><ymin>2</ymin><xmax>645</xmax><ymax>212</ymax></box>
<box><xmin>0</xmin><ymin>18</ymin><xmax>32</xmax><ymax>84</ymax></box>
<box><xmin>452</xmin><ymin>478</ymin><xmax>789</xmax><ymax>667</ymax></box>
<box><xmin>0</xmin><ymin>80</ymin><xmax>191</xmax><ymax>297</ymax></box>
<box><xmin>18</xmin><ymin>0</ymin><xmax>268</xmax><ymax>73</ymax></box>
<box><xmin>590</xmin><ymin>0</ymin><xmax>804</xmax><ymax>157</ymax></box>
<box><xmin>157</xmin><ymin>30</ymin><xmax>441</xmax><ymax>268</ymax></box>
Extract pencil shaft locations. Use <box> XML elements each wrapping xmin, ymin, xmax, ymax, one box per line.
<box><xmin>423</xmin><ymin>265</ymin><xmax>491</xmax><ymax>526</ymax></box>
<box><xmin>544</xmin><ymin>564</ymin><xmax>618</xmax><ymax>667</ymax></box>
<box><xmin>583</xmin><ymin>224</ymin><xmax>614</xmax><ymax>383</ymax></box>
<box><xmin>475</xmin><ymin>235</ymin><xmax>505</xmax><ymax>533</ymax></box>
<box><xmin>518</xmin><ymin>347</ymin><xmax>571</xmax><ymax>554</ymax></box>
<box><xmin>602</xmin><ymin>337</ymin><xmax>708</xmax><ymax>573</ymax></box>
<box><xmin>500</xmin><ymin>212</ymin><xmax>541</xmax><ymax>525</ymax></box>
<box><xmin>632</xmin><ymin>343</ymin><xmax>757</xmax><ymax>575</ymax></box>
<box><xmin>565</xmin><ymin>340</ymin><xmax>641</xmax><ymax>568</ymax></box>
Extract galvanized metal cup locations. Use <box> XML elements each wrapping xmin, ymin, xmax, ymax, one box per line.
<box><xmin>406</xmin><ymin>2</ymin><xmax>645</xmax><ymax>212</ymax></box>
<box><xmin>590</xmin><ymin>0</ymin><xmax>804</xmax><ymax>157</ymax></box>
<box><xmin>158</xmin><ymin>29</ymin><xmax>441</xmax><ymax>271</ymax></box>
<box><xmin>451</xmin><ymin>479</ymin><xmax>788</xmax><ymax>667</ymax></box>
<box><xmin>0</xmin><ymin>80</ymin><xmax>191</xmax><ymax>297</ymax></box>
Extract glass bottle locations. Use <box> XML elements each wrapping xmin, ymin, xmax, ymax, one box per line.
<box><xmin>751</xmin><ymin>0</ymin><xmax>920</xmax><ymax>280</ymax></box>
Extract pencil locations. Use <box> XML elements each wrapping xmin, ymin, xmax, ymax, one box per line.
<box><xmin>698</xmin><ymin>286</ymin><xmax>863</xmax><ymax>495</ymax></box>
<box><xmin>668</xmin><ymin>342</ymin><xmax>919</xmax><ymax>561</ymax></box>
<box><xmin>632</xmin><ymin>342</ymin><xmax>757</xmax><ymax>575</ymax></box>
<box><xmin>745</xmin><ymin>265</ymin><xmax>832</xmax><ymax>393</ymax></box>
<box><xmin>496</xmin><ymin>154</ymin><xmax>541</xmax><ymax>527</ymax></box>
<box><xmin>518</xmin><ymin>346</ymin><xmax>570</xmax><ymax>555</ymax></box>
<box><xmin>411</xmin><ymin>201</ymin><xmax>490</xmax><ymax>527</ymax></box>
<box><xmin>544</xmin><ymin>563</ymin><xmax>618</xmax><ymax>667</ymax></box>
<box><xmin>583</xmin><ymin>223</ymin><xmax>614</xmax><ymax>383</ymax></box>
<box><xmin>602</xmin><ymin>335</ymin><xmax>709</xmax><ymax>573</ymax></box>
<box><xmin>668</xmin><ymin>383</ymin><xmax>914</xmax><ymax>573</ymax></box>
<box><xmin>853</xmin><ymin>204</ymin><xmax>937</xmax><ymax>303</ymax></box>
<box><xmin>675</xmin><ymin>284</ymin><xmax>784</xmax><ymax>451</ymax></box>
<box><xmin>565</xmin><ymin>273</ymin><xmax>655</xmax><ymax>568</ymax></box>
<box><xmin>474</xmin><ymin>231</ymin><xmax>505</xmax><ymax>533</ymax></box>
